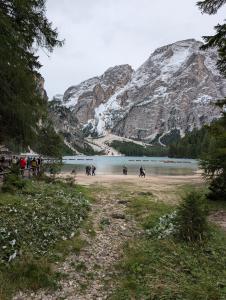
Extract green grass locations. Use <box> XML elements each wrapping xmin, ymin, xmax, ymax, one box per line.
<box><xmin>178</xmin><ymin>184</ymin><xmax>226</xmax><ymax>213</ymax></box>
<box><xmin>127</xmin><ymin>193</ymin><xmax>174</xmax><ymax>228</ymax></box>
<box><xmin>207</xmin><ymin>199</ymin><xmax>226</xmax><ymax>212</ymax></box>
<box><xmin>110</xmin><ymin>191</ymin><xmax>226</xmax><ymax>300</ymax></box>
<box><xmin>0</xmin><ymin>179</ymin><xmax>92</xmax><ymax>299</ymax></box>
<box><xmin>0</xmin><ymin>257</ymin><xmax>61</xmax><ymax>296</ymax></box>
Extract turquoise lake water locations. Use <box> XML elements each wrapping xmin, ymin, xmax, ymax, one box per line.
<box><xmin>62</xmin><ymin>156</ymin><xmax>198</xmax><ymax>176</ymax></box>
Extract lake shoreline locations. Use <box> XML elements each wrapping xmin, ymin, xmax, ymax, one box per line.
<box><xmin>59</xmin><ymin>172</ymin><xmax>203</xmax><ymax>187</ymax></box>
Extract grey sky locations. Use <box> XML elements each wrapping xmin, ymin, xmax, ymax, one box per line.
<box><xmin>39</xmin><ymin>0</ymin><xmax>226</xmax><ymax>99</ymax></box>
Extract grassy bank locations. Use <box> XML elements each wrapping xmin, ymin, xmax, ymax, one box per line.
<box><xmin>0</xmin><ymin>178</ymin><xmax>91</xmax><ymax>299</ymax></box>
<box><xmin>111</xmin><ymin>191</ymin><xmax>226</xmax><ymax>300</ymax></box>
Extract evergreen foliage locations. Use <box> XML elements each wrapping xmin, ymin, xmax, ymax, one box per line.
<box><xmin>168</xmin><ymin>126</ymin><xmax>215</xmax><ymax>159</ymax></box>
<box><xmin>201</xmin><ymin>116</ymin><xmax>226</xmax><ymax>200</ymax></box>
<box><xmin>35</xmin><ymin>121</ymin><xmax>65</xmax><ymax>157</ymax></box>
<box><xmin>197</xmin><ymin>0</ymin><xmax>226</xmax><ymax>200</ymax></box>
<box><xmin>0</xmin><ymin>0</ymin><xmax>63</xmax><ymax>155</ymax></box>
<box><xmin>197</xmin><ymin>0</ymin><xmax>226</xmax><ymax>14</ymax></box>
<box><xmin>175</xmin><ymin>191</ymin><xmax>208</xmax><ymax>242</ymax></box>
<box><xmin>198</xmin><ymin>0</ymin><xmax>226</xmax><ymax>77</ymax></box>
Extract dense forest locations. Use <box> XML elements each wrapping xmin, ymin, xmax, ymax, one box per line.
<box><xmin>110</xmin><ymin>125</ymin><xmax>217</xmax><ymax>159</ymax></box>
<box><xmin>168</xmin><ymin>126</ymin><xmax>215</xmax><ymax>159</ymax></box>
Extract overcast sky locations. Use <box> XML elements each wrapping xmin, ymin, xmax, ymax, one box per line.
<box><xmin>39</xmin><ymin>0</ymin><xmax>226</xmax><ymax>99</ymax></box>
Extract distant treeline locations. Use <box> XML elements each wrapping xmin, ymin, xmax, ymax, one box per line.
<box><xmin>168</xmin><ymin>126</ymin><xmax>215</xmax><ymax>159</ymax></box>
<box><xmin>109</xmin><ymin>126</ymin><xmax>215</xmax><ymax>159</ymax></box>
<box><xmin>109</xmin><ymin>141</ymin><xmax>168</xmax><ymax>157</ymax></box>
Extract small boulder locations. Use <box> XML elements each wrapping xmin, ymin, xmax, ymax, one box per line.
<box><xmin>111</xmin><ymin>213</ymin><xmax>126</xmax><ymax>219</ymax></box>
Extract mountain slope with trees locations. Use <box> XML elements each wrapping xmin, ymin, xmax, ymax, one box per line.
<box><xmin>168</xmin><ymin>126</ymin><xmax>214</xmax><ymax>159</ymax></box>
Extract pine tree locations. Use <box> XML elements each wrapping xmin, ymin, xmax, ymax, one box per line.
<box><xmin>197</xmin><ymin>0</ymin><xmax>226</xmax><ymax>200</ymax></box>
<box><xmin>198</xmin><ymin>0</ymin><xmax>226</xmax><ymax>77</ymax></box>
<box><xmin>0</xmin><ymin>0</ymin><xmax>64</xmax><ymax>153</ymax></box>
<box><xmin>197</xmin><ymin>0</ymin><xmax>226</xmax><ymax>14</ymax></box>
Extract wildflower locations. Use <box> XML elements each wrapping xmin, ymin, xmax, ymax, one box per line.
<box><xmin>8</xmin><ymin>250</ymin><xmax>17</xmax><ymax>262</ymax></box>
<box><xmin>9</xmin><ymin>239</ymin><xmax>16</xmax><ymax>246</ymax></box>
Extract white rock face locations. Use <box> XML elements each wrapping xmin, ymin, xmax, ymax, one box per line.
<box><xmin>57</xmin><ymin>39</ymin><xmax>226</xmax><ymax>142</ymax></box>
<box><xmin>62</xmin><ymin>65</ymin><xmax>134</xmax><ymax>128</ymax></box>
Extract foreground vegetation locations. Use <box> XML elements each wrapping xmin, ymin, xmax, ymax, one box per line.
<box><xmin>0</xmin><ymin>178</ymin><xmax>91</xmax><ymax>300</ymax></box>
<box><xmin>110</xmin><ymin>190</ymin><xmax>226</xmax><ymax>300</ymax></box>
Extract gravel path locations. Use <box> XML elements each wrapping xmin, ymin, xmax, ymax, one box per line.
<box><xmin>14</xmin><ymin>187</ymin><xmax>137</xmax><ymax>300</ymax></box>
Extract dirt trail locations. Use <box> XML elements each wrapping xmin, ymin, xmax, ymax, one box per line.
<box><xmin>14</xmin><ymin>174</ymin><xmax>203</xmax><ymax>300</ymax></box>
<box><xmin>14</xmin><ymin>185</ymin><xmax>137</xmax><ymax>300</ymax></box>
<box><xmin>209</xmin><ymin>211</ymin><xmax>226</xmax><ymax>231</ymax></box>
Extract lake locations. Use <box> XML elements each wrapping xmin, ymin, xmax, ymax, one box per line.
<box><xmin>62</xmin><ymin>156</ymin><xmax>198</xmax><ymax>176</ymax></box>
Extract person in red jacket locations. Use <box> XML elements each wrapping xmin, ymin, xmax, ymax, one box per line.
<box><xmin>20</xmin><ymin>157</ymin><xmax>26</xmax><ymax>177</ymax></box>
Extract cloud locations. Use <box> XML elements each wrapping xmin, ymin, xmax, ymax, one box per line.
<box><xmin>38</xmin><ymin>0</ymin><xmax>226</xmax><ymax>99</ymax></box>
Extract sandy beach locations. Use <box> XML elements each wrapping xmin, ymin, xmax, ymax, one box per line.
<box><xmin>62</xmin><ymin>172</ymin><xmax>203</xmax><ymax>186</ymax></box>
<box><xmin>59</xmin><ymin>173</ymin><xmax>204</xmax><ymax>205</ymax></box>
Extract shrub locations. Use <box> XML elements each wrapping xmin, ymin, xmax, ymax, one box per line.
<box><xmin>2</xmin><ymin>172</ymin><xmax>26</xmax><ymax>193</ymax></box>
<box><xmin>175</xmin><ymin>191</ymin><xmax>208</xmax><ymax>242</ymax></box>
<box><xmin>208</xmin><ymin>174</ymin><xmax>226</xmax><ymax>201</ymax></box>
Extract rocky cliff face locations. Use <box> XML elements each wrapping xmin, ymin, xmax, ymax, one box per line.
<box><xmin>55</xmin><ymin>39</ymin><xmax>226</xmax><ymax>144</ymax></box>
<box><xmin>49</xmin><ymin>98</ymin><xmax>89</xmax><ymax>153</ymax></box>
<box><xmin>63</xmin><ymin>64</ymin><xmax>134</xmax><ymax>126</ymax></box>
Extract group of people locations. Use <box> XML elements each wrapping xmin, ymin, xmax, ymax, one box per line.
<box><xmin>84</xmin><ymin>165</ymin><xmax>146</xmax><ymax>177</ymax></box>
<box><xmin>0</xmin><ymin>155</ymin><xmax>42</xmax><ymax>177</ymax></box>
<box><xmin>19</xmin><ymin>156</ymin><xmax>42</xmax><ymax>176</ymax></box>
<box><xmin>85</xmin><ymin>165</ymin><xmax>96</xmax><ymax>176</ymax></box>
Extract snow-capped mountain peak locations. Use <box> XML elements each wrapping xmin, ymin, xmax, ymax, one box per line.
<box><xmin>54</xmin><ymin>39</ymin><xmax>226</xmax><ymax>142</ymax></box>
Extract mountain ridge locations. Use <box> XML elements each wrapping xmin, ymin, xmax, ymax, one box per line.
<box><xmin>50</xmin><ymin>39</ymin><xmax>226</xmax><ymax>153</ymax></box>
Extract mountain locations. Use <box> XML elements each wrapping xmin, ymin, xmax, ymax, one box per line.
<box><xmin>51</xmin><ymin>39</ymin><xmax>226</xmax><ymax>151</ymax></box>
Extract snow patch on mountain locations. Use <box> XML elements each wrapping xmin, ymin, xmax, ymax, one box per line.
<box><xmin>63</xmin><ymin>77</ymin><xmax>100</xmax><ymax>108</ymax></box>
<box><xmin>54</xmin><ymin>39</ymin><xmax>226</xmax><ymax>144</ymax></box>
<box><xmin>193</xmin><ymin>95</ymin><xmax>213</xmax><ymax>104</ymax></box>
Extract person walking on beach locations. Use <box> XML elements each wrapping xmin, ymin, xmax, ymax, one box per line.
<box><xmin>85</xmin><ymin>165</ymin><xmax>91</xmax><ymax>176</ymax></box>
<box><xmin>123</xmin><ymin>166</ymin><xmax>128</xmax><ymax>175</ymax></box>
<box><xmin>139</xmin><ymin>166</ymin><xmax>146</xmax><ymax>178</ymax></box>
<box><xmin>92</xmin><ymin>165</ymin><xmax>96</xmax><ymax>176</ymax></box>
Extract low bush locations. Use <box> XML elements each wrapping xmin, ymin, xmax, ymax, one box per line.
<box><xmin>2</xmin><ymin>171</ymin><xmax>26</xmax><ymax>194</ymax></box>
<box><xmin>208</xmin><ymin>175</ymin><xmax>226</xmax><ymax>201</ymax></box>
<box><xmin>175</xmin><ymin>191</ymin><xmax>208</xmax><ymax>242</ymax></box>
